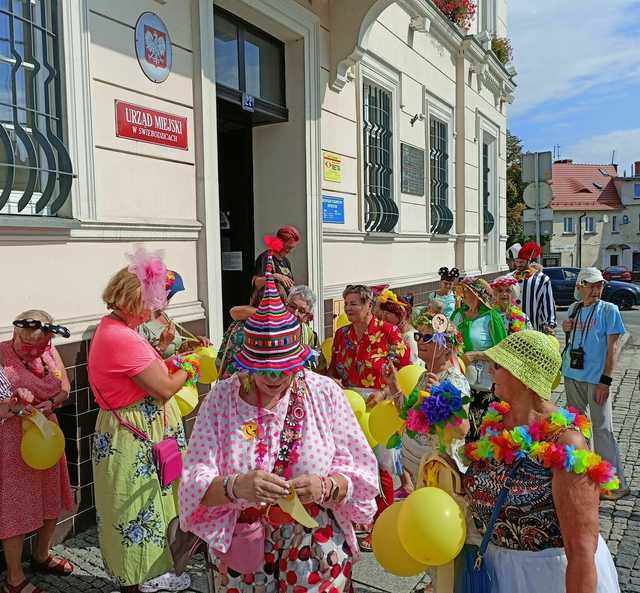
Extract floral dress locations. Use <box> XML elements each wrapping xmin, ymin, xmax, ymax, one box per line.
<box><xmin>329</xmin><ymin>316</ymin><xmax>410</xmax><ymax>389</ymax></box>
<box><xmin>89</xmin><ymin>319</ymin><xmax>186</xmax><ymax>587</ymax></box>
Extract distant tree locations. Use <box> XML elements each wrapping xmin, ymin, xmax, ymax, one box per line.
<box><xmin>506</xmin><ymin>130</ymin><xmax>526</xmax><ymax>245</ymax></box>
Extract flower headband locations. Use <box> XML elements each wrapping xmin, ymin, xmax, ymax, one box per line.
<box><xmin>490</xmin><ymin>277</ymin><xmax>518</xmax><ymax>289</ymax></box>
<box><xmin>126</xmin><ymin>246</ymin><xmax>168</xmax><ymax>310</ymax></box>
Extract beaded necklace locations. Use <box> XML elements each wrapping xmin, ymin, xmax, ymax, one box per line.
<box><xmin>251</xmin><ymin>370</ymin><xmax>307</xmax><ymax>478</ymax></box>
<box><xmin>464</xmin><ymin>401</ymin><xmax>620</xmax><ymax>492</ymax></box>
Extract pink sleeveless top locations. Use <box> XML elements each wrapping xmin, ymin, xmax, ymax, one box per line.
<box><xmin>0</xmin><ymin>340</ymin><xmax>62</xmax><ymax>401</ymax></box>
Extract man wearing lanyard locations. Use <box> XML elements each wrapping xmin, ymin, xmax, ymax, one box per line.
<box><xmin>562</xmin><ymin>267</ymin><xmax>628</xmax><ymax>499</ymax></box>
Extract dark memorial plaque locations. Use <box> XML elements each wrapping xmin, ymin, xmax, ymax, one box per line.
<box><xmin>401</xmin><ymin>143</ymin><xmax>425</xmax><ymax>196</ymax></box>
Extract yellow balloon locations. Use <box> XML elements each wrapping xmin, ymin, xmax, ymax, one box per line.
<box><xmin>335</xmin><ymin>312</ymin><xmax>350</xmax><ymax>330</ymax></box>
<box><xmin>398</xmin><ymin>487</ymin><xmax>467</xmax><ymax>566</ymax></box>
<box><xmin>358</xmin><ymin>411</ymin><xmax>378</xmax><ymax>448</ymax></box>
<box><xmin>372</xmin><ymin>503</ymin><xmax>430</xmax><ymax>576</ymax></box>
<box><xmin>321</xmin><ymin>338</ymin><xmax>333</xmax><ymax>365</ymax></box>
<box><xmin>369</xmin><ymin>400</ymin><xmax>404</xmax><ymax>445</ymax></box>
<box><xmin>397</xmin><ymin>364</ymin><xmax>425</xmax><ymax>396</ymax></box>
<box><xmin>196</xmin><ymin>346</ymin><xmax>218</xmax><ymax>384</ymax></box>
<box><xmin>344</xmin><ymin>389</ymin><xmax>366</xmax><ymax>418</ymax></box>
<box><xmin>175</xmin><ymin>384</ymin><xmax>199</xmax><ymax>416</ymax></box>
<box><xmin>21</xmin><ymin>421</ymin><xmax>65</xmax><ymax>470</ymax></box>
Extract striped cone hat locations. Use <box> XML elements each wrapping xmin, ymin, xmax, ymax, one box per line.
<box><xmin>234</xmin><ymin>254</ymin><xmax>313</xmax><ymax>374</ymax></box>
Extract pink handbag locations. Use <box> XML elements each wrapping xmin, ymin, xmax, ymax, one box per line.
<box><xmin>216</xmin><ymin>521</ymin><xmax>265</xmax><ymax>574</ymax></box>
<box><xmin>152</xmin><ymin>436</ymin><xmax>183</xmax><ymax>488</ymax></box>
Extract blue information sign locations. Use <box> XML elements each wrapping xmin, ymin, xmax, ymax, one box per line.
<box><xmin>322</xmin><ymin>195</ymin><xmax>345</xmax><ymax>224</ymax></box>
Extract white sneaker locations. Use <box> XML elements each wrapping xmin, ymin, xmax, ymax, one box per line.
<box><xmin>139</xmin><ymin>571</ymin><xmax>191</xmax><ymax>593</ymax></box>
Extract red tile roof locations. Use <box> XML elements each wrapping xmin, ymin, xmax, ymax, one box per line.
<box><xmin>550</xmin><ymin>162</ymin><xmax>622</xmax><ymax>211</ymax></box>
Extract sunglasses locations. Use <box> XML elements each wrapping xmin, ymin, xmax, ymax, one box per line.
<box><xmin>13</xmin><ymin>318</ymin><xmax>71</xmax><ymax>338</ymax></box>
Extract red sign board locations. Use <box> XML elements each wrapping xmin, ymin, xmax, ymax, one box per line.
<box><xmin>115</xmin><ymin>100</ymin><xmax>188</xmax><ymax>150</ymax></box>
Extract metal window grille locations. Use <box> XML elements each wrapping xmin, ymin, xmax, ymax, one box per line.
<box><xmin>429</xmin><ymin>118</ymin><xmax>453</xmax><ymax>234</ymax></box>
<box><xmin>362</xmin><ymin>80</ymin><xmax>398</xmax><ymax>233</ymax></box>
<box><xmin>0</xmin><ymin>0</ymin><xmax>73</xmax><ymax>216</ymax></box>
<box><xmin>482</xmin><ymin>141</ymin><xmax>495</xmax><ymax>235</ymax></box>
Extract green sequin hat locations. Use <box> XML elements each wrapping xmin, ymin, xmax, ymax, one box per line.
<box><xmin>483</xmin><ymin>330</ymin><xmax>562</xmax><ymax>400</ymax></box>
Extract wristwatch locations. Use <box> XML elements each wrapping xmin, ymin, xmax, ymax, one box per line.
<box><xmin>599</xmin><ymin>374</ymin><xmax>613</xmax><ymax>387</ymax></box>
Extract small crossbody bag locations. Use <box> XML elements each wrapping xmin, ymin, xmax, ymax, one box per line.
<box><xmin>93</xmin><ymin>384</ymin><xmax>182</xmax><ymax>488</ymax></box>
<box><xmin>463</xmin><ymin>460</ymin><xmax>522</xmax><ymax>593</ymax></box>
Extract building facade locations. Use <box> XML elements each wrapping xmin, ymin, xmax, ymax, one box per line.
<box><xmin>0</xmin><ymin>0</ymin><xmax>513</xmax><ymax>542</ymax></box>
<box><xmin>547</xmin><ymin>160</ymin><xmax>640</xmax><ymax>272</ymax></box>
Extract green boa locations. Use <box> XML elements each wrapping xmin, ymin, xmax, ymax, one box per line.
<box><xmin>452</xmin><ymin>304</ymin><xmax>507</xmax><ymax>352</ymax></box>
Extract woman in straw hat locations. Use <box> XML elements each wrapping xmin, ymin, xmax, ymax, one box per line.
<box><xmin>179</xmin><ymin>247</ymin><xmax>378</xmax><ymax>592</ymax></box>
<box><xmin>450</xmin><ymin>277</ymin><xmax>506</xmax><ymax>441</ymax></box>
<box><xmin>463</xmin><ymin>330</ymin><xmax>620</xmax><ymax>593</ymax></box>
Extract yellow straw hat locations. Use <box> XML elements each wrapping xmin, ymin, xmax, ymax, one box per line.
<box><xmin>483</xmin><ymin>330</ymin><xmax>562</xmax><ymax>400</ymax></box>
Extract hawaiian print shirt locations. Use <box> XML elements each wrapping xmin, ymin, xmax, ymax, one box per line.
<box><xmin>329</xmin><ymin>316</ymin><xmax>410</xmax><ymax>389</ymax></box>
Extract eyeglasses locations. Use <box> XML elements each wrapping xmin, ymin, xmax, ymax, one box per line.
<box><xmin>414</xmin><ymin>332</ymin><xmax>435</xmax><ymax>343</ymax></box>
<box><xmin>287</xmin><ymin>303</ymin><xmax>310</xmax><ymax>316</ymax></box>
<box><xmin>13</xmin><ymin>318</ymin><xmax>71</xmax><ymax>338</ymax></box>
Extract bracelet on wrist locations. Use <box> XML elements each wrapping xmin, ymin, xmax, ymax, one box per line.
<box><xmin>599</xmin><ymin>374</ymin><xmax>613</xmax><ymax>387</ymax></box>
<box><xmin>169</xmin><ymin>354</ymin><xmax>201</xmax><ymax>386</ymax></box>
<box><xmin>319</xmin><ymin>477</ymin><xmax>328</xmax><ymax>504</ymax></box>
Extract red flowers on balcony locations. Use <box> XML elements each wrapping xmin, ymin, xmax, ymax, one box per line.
<box><xmin>432</xmin><ymin>0</ymin><xmax>477</xmax><ymax>30</ymax></box>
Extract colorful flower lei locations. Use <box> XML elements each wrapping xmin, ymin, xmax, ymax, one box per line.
<box><xmin>168</xmin><ymin>353</ymin><xmax>201</xmax><ymax>386</ymax></box>
<box><xmin>464</xmin><ymin>401</ymin><xmax>620</xmax><ymax>492</ymax></box>
<box><xmin>509</xmin><ymin>306</ymin><xmax>526</xmax><ymax>333</ymax></box>
<box><xmin>401</xmin><ymin>380</ymin><xmax>470</xmax><ymax>451</ymax></box>
<box><xmin>513</xmin><ymin>268</ymin><xmax>536</xmax><ymax>282</ymax></box>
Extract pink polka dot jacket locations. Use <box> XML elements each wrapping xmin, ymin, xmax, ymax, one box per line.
<box><xmin>179</xmin><ymin>370</ymin><xmax>379</xmax><ymax>560</ymax></box>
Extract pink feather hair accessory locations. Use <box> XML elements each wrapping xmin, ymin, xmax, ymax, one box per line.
<box><xmin>126</xmin><ymin>245</ymin><xmax>168</xmax><ymax>310</ymax></box>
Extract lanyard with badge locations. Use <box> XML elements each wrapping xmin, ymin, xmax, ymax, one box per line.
<box><xmin>568</xmin><ymin>302</ymin><xmax>597</xmax><ymax>370</ymax></box>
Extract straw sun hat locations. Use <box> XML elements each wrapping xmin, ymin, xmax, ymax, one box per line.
<box><xmin>483</xmin><ymin>330</ymin><xmax>562</xmax><ymax>400</ymax></box>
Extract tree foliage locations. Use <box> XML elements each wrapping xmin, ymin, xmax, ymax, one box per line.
<box><xmin>506</xmin><ymin>130</ymin><xmax>526</xmax><ymax>245</ymax></box>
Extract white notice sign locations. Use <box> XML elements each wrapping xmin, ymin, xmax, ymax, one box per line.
<box><xmin>222</xmin><ymin>251</ymin><xmax>243</xmax><ymax>271</ymax></box>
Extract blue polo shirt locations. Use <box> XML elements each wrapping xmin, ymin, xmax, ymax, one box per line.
<box><xmin>562</xmin><ymin>300</ymin><xmax>625</xmax><ymax>385</ymax></box>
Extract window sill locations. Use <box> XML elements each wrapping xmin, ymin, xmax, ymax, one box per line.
<box><xmin>562</xmin><ymin>232</ymin><xmax>576</xmax><ymax>236</ymax></box>
<box><xmin>584</xmin><ymin>231</ymin><xmax>597</xmax><ymax>235</ymax></box>
<box><xmin>0</xmin><ymin>215</ymin><xmax>81</xmax><ymax>231</ymax></box>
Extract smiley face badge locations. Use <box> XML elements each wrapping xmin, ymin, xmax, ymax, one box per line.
<box><xmin>241</xmin><ymin>421</ymin><xmax>258</xmax><ymax>440</ymax></box>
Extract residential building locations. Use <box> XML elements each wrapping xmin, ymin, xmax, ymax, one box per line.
<box><xmin>546</xmin><ymin>161</ymin><xmax>623</xmax><ymax>268</ymax></box>
<box><xmin>0</xmin><ymin>0</ymin><xmax>513</xmax><ymax>541</ymax></box>
<box><xmin>613</xmin><ymin>162</ymin><xmax>640</xmax><ymax>273</ymax></box>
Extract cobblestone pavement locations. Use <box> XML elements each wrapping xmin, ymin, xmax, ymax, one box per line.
<box><xmin>5</xmin><ymin>340</ymin><xmax>640</xmax><ymax>593</ymax></box>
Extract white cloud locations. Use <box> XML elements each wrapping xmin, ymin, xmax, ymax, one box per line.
<box><xmin>509</xmin><ymin>0</ymin><xmax>640</xmax><ymax>117</ymax></box>
<box><xmin>564</xmin><ymin>128</ymin><xmax>640</xmax><ymax>173</ymax></box>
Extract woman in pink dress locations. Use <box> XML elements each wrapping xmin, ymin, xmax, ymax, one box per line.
<box><xmin>180</xmin><ymin>254</ymin><xmax>379</xmax><ymax>592</ymax></box>
<box><xmin>0</xmin><ymin>310</ymin><xmax>74</xmax><ymax>593</ymax></box>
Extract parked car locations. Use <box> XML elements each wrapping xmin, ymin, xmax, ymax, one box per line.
<box><xmin>545</xmin><ymin>267</ymin><xmax>640</xmax><ymax>309</ymax></box>
<box><xmin>602</xmin><ymin>266</ymin><xmax>632</xmax><ymax>282</ymax></box>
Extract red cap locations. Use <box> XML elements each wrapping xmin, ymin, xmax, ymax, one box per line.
<box><xmin>518</xmin><ymin>242</ymin><xmax>541</xmax><ymax>261</ymax></box>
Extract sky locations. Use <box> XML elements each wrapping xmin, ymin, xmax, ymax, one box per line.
<box><xmin>508</xmin><ymin>0</ymin><xmax>640</xmax><ymax>176</ymax></box>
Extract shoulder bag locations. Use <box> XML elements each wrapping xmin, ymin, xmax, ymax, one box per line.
<box><xmin>93</xmin><ymin>384</ymin><xmax>182</xmax><ymax>488</ymax></box>
<box><xmin>462</xmin><ymin>459</ymin><xmax>522</xmax><ymax>593</ymax></box>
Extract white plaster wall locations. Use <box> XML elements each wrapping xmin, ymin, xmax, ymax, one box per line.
<box><xmin>0</xmin><ymin>1</ymin><xmax>202</xmax><ymax>338</ymax></box>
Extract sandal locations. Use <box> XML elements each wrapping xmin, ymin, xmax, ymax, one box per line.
<box><xmin>30</xmin><ymin>555</ymin><xmax>74</xmax><ymax>577</ymax></box>
<box><xmin>2</xmin><ymin>579</ymin><xmax>46</xmax><ymax>593</ymax></box>
<box><xmin>358</xmin><ymin>533</ymin><xmax>373</xmax><ymax>553</ymax></box>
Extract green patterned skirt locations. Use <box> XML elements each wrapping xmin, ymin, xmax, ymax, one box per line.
<box><xmin>92</xmin><ymin>396</ymin><xmax>186</xmax><ymax>587</ymax></box>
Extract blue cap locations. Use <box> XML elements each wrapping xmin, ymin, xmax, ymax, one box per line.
<box><xmin>165</xmin><ymin>270</ymin><xmax>185</xmax><ymax>301</ymax></box>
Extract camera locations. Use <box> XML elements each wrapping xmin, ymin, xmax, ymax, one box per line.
<box><xmin>569</xmin><ymin>347</ymin><xmax>585</xmax><ymax>370</ymax></box>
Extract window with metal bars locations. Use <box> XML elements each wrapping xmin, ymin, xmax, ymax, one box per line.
<box><xmin>482</xmin><ymin>141</ymin><xmax>495</xmax><ymax>235</ymax></box>
<box><xmin>0</xmin><ymin>0</ymin><xmax>72</xmax><ymax>216</ymax></box>
<box><xmin>429</xmin><ymin>118</ymin><xmax>453</xmax><ymax>234</ymax></box>
<box><xmin>362</xmin><ymin>80</ymin><xmax>398</xmax><ymax>233</ymax></box>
